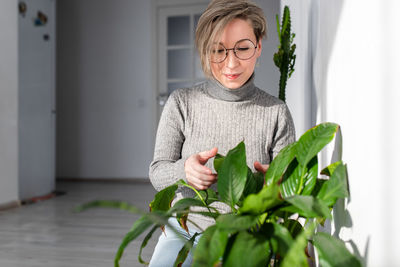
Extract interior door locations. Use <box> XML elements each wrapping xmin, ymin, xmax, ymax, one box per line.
<box><xmin>18</xmin><ymin>0</ymin><xmax>56</xmax><ymax>199</ymax></box>
<box><xmin>156</xmin><ymin>3</ymin><xmax>207</xmax><ymax>119</ymax></box>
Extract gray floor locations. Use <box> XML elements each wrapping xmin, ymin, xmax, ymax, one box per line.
<box><xmin>0</xmin><ymin>180</ymin><xmax>160</xmax><ymax>267</ymax></box>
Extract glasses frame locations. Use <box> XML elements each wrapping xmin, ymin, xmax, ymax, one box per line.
<box><xmin>210</xmin><ymin>38</ymin><xmax>258</xmax><ymax>63</ymax></box>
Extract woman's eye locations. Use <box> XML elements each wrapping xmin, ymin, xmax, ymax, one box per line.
<box><xmin>237</xmin><ymin>47</ymin><xmax>250</xmax><ymax>51</ymax></box>
<box><xmin>215</xmin><ymin>49</ymin><xmax>225</xmax><ymax>54</ymax></box>
<box><xmin>212</xmin><ymin>48</ymin><xmax>225</xmax><ymax>54</ymax></box>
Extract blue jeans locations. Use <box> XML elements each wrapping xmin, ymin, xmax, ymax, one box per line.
<box><xmin>149</xmin><ymin>218</ymin><xmax>202</xmax><ymax>267</ymax></box>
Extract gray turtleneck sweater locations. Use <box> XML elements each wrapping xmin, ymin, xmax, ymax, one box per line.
<box><xmin>149</xmin><ymin>75</ymin><xmax>295</xmax><ymax>230</ymax></box>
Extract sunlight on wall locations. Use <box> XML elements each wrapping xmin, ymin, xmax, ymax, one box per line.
<box><xmin>320</xmin><ymin>0</ymin><xmax>400</xmax><ymax>265</ymax></box>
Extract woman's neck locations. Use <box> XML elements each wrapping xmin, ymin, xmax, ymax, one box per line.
<box><xmin>206</xmin><ymin>74</ymin><xmax>256</xmax><ymax>102</ymax></box>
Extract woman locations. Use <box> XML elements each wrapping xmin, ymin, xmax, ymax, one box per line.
<box><xmin>149</xmin><ymin>0</ymin><xmax>295</xmax><ymax>265</ymax></box>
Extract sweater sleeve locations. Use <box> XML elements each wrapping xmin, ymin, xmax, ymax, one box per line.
<box><xmin>270</xmin><ymin>103</ymin><xmax>296</xmax><ymax>159</ymax></box>
<box><xmin>149</xmin><ymin>90</ymin><xmax>188</xmax><ymax>191</ymax></box>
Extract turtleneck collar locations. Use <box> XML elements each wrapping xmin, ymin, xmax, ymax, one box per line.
<box><xmin>205</xmin><ymin>73</ymin><xmax>257</xmax><ymax>102</ymax></box>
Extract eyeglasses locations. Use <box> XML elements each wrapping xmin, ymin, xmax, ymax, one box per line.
<box><xmin>210</xmin><ymin>39</ymin><xmax>258</xmax><ymax>63</ymax></box>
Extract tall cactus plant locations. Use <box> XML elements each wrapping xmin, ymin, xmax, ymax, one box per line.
<box><xmin>274</xmin><ymin>5</ymin><xmax>296</xmax><ymax>103</ymax></box>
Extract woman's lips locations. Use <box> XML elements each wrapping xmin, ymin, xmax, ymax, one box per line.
<box><xmin>224</xmin><ymin>73</ymin><xmax>240</xmax><ymax>80</ymax></box>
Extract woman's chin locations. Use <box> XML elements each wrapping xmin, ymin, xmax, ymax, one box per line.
<box><xmin>221</xmin><ymin>79</ymin><xmax>244</xmax><ymax>90</ymax></box>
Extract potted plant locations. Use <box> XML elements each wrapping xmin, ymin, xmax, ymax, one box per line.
<box><xmin>77</xmin><ymin>122</ymin><xmax>362</xmax><ymax>267</ymax></box>
<box><xmin>274</xmin><ymin>5</ymin><xmax>296</xmax><ymax>103</ymax></box>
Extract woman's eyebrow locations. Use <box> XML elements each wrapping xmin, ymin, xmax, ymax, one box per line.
<box><xmin>214</xmin><ymin>38</ymin><xmax>254</xmax><ymax>45</ymax></box>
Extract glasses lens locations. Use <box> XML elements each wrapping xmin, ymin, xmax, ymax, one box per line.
<box><xmin>234</xmin><ymin>39</ymin><xmax>256</xmax><ymax>60</ymax></box>
<box><xmin>210</xmin><ymin>44</ymin><xmax>226</xmax><ymax>63</ymax></box>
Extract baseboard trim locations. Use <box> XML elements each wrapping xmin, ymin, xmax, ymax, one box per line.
<box><xmin>0</xmin><ymin>200</ymin><xmax>21</xmax><ymax>211</ymax></box>
<box><xmin>56</xmin><ymin>177</ymin><xmax>151</xmax><ymax>184</ymax></box>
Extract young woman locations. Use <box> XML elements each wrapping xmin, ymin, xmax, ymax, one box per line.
<box><xmin>149</xmin><ymin>0</ymin><xmax>295</xmax><ymax>265</ymax></box>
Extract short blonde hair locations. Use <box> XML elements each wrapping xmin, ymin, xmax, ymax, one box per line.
<box><xmin>195</xmin><ymin>0</ymin><xmax>267</xmax><ymax>78</ymax></box>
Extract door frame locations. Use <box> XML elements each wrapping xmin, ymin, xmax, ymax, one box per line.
<box><xmin>150</xmin><ymin>0</ymin><xmax>209</xmax><ymax>140</ymax></box>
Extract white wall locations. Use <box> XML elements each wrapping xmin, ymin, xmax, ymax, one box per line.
<box><xmin>285</xmin><ymin>0</ymin><xmax>400</xmax><ymax>265</ymax></box>
<box><xmin>253</xmin><ymin>0</ymin><xmax>281</xmax><ymax>98</ymax></box>
<box><xmin>320</xmin><ymin>1</ymin><xmax>400</xmax><ymax>265</ymax></box>
<box><xmin>57</xmin><ymin>0</ymin><xmax>154</xmax><ymax>178</ymax></box>
<box><xmin>0</xmin><ymin>0</ymin><xmax>19</xmax><ymax>205</ymax></box>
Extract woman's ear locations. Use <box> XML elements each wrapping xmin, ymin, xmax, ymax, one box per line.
<box><xmin>256</xmin><ymin>40</ymin><xmax>262</xmax><ymax>57</ymax></box>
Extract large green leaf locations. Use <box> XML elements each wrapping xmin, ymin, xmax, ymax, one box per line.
<box><xmin>283</xmin><ymin>195</ymin><xmax>332</xmax><ymax>219</ymax></box>
<box><xmin>317</xmin><ymin>163</ymin><xmax>349</xmax><ymax>207</ymax></box>
<box><xmin>223</xmin><ymin>231</ymin><xmax>270</xmax><ymax>267</ymax></box>
<box><xmin>114</xmin><ymin>215</ymin><xmax>153</xmax><ymax>267</ymax></box>
<box><xmin>280</xmin><ymin>159</ymin><xmax>301</xmax><ymax>197</ymax></box>
<box><xmin>192</xmin><ymin>226</ymin><xmax>228</xmax><ymax>267</ymax></box>
<box><xmin>313</xmin><ymin>232</ymin><xmax>361</xmax><ymax>267</ymax></box>
<box><xmin>262</xmin><ymin>222</ymin><xmax>294</xmax><ymax>257</ymax></box>
<box><xmin>283</xmin><ymin>219</ymin><xmax>304</xmax><ymax>239</ymax></box>
<box><xmin>320</xmin><ymin>160</ymin><xmax>343</xmax><ymax>177</ymax></box>
<box><xmin>311</xmin><ymin>179</ymin><xmax>328</xmax><ymax>197</ymax></box>
<box><xmin>216</xmin><ymin>214</ymin><xmax>259</xmax><ymax>232</ymax></box>
<box><xmin>280</xmin><ymin>156</ymin><xmax>318</xmax><ymax>197</ymax></box>
<box><xmin>169</xmin><ymin>198</ymin><xmax>208</xmax><ymax>214</ymax></box>
<box><xmin>138</xmin><ymin>226</ymin><xmax>158</xmax><ymax>265</ymax></box>
<box><xmin>242</xmin><ymin>169</ymin><xmax>264</xmax><ymax>199</ymax></box>
<box><xmin>239</xmin><ymin>183</ymin><xmax>282</xmax><ymax>215</ymax></box>
<box><xmin>214</xmin><ymin>153</ymin><xmax>225</xmax><ymax>173</ymax></box>
<box><xmin>281</xmin><ymin>224</ymin><xmax>315</xmax><ymax>267</ymax></box>
<box><xmin>301</xmin><ymin>156</ymin><xmax>318</xmax><ymax>195</ymax></box>
<box><xmin>74</xmin><ymin>200</ymin><xmax>140</xmax><ymax>214</ymax></box>
<box><xmin>176</xmin><ymin>213</ymin><xmax>189</xmax><ymax>234</ymax></box>
<box><xmin>253</xmin><ymin>171</ymin><xmax>265</xmax><ymax>192</ymax></box>
<box><xmin>145</xmin><ymin>210</ymin><xmax>171</xmax><ymax>228</ymax></box>
<box><xmin>295</xmin><ymin>123</ymin><xmax>339</xmax><ymax>167</ymax></box>
<box><xmin>149</xmin><ymin>184</ymin><xmax>178</xmax><ymax>212</ymax></box>
<box><xmin>217</xmin><ymin>141</ymin><xmax>248</xmax><ymax>208</ymax></box>
<box><xmin>265</xmin><ymin>142</ymin><xmax>297</xmax><ymax>186</ymax></box>
<box><xmin>173</xmin><ymin>233</ymin><xmax>200</xmax><ymax>267</ymax></box>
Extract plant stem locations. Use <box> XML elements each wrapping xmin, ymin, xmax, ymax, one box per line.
<box><xmin>179</xmin><ymin>183</ymin><xmax>215</xmax><ymax>220</ymax></box>
<box><xmin>296</xmin><ymin>166</ymin><xmax>307</xmax><ymax>195</ymax></box>
<box><xmin>180</xmin><ymin>183</ymin><xmax>206</xmax><ymax>205</ymax></box>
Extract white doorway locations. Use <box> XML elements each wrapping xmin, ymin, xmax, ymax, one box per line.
<box><xmin>18</xmin><ymin>0</ymin><xmax>56</xmax><ymax>199</ymax></box>
<box><xmin>153</xmin><ymin>0</ymin><xmax>209</xmax><ymax>118</ymax></box>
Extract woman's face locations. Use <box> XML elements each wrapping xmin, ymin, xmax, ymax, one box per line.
<box><xmin>210</xmin><ymin>18</ymin><xmax>262</xmax><ymax>89</ymax></box>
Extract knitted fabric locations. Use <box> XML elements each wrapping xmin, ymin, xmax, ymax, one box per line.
<box><xmin>149</xmin><ymin>75</ymin><xmax>295</xmax><ymax>230</ymax></box>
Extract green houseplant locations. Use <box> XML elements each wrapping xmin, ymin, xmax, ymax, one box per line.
<box><xmin>77</xmin><ymin>122</ymin><xmax>362</xmax><ymax>267</ymax></box>
<box><xmin>274</xmin><ymin>5</ymin><xmax>296</xmax><ymax>103</ymax></box>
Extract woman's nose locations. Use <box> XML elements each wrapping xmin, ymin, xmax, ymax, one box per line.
<box><xmin>225</xmin><ymin>50</ymin><xmax>239</xmax><ymax>68</ymax></box>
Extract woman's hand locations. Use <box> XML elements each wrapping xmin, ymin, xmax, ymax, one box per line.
<box><xmin>185</xmin><ymin>147</ymin><xmax>218</xmax><ymax>190</ymax></box>
<box><xmin>254</xmin><ymin>161</ymin><xmax>269</xmax><ymax>175</ymax></box>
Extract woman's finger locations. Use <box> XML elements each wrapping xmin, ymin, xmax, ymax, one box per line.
<box><xmin>187</xmin><ymin>176</ymin><xmax>214</xmax><ymax>190</ymax></box>
<box><xmin>186</xmin><ymin>170</ymin><xmax>217</xmax><ymax>183</ymax></box>
<box><xmin>254</xmin><ymin>161</ymin><xmax>270</xmax><ymax>174</ymax></box>
<box><xmin>197</xmin><ymin>147</ymin><xmax>218</xmax><ymax>164</ymax></box>
<box><xmin>192</xmin><ymin>163</ymin><xmax>213</xmax><ymax>175</ymax></box>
